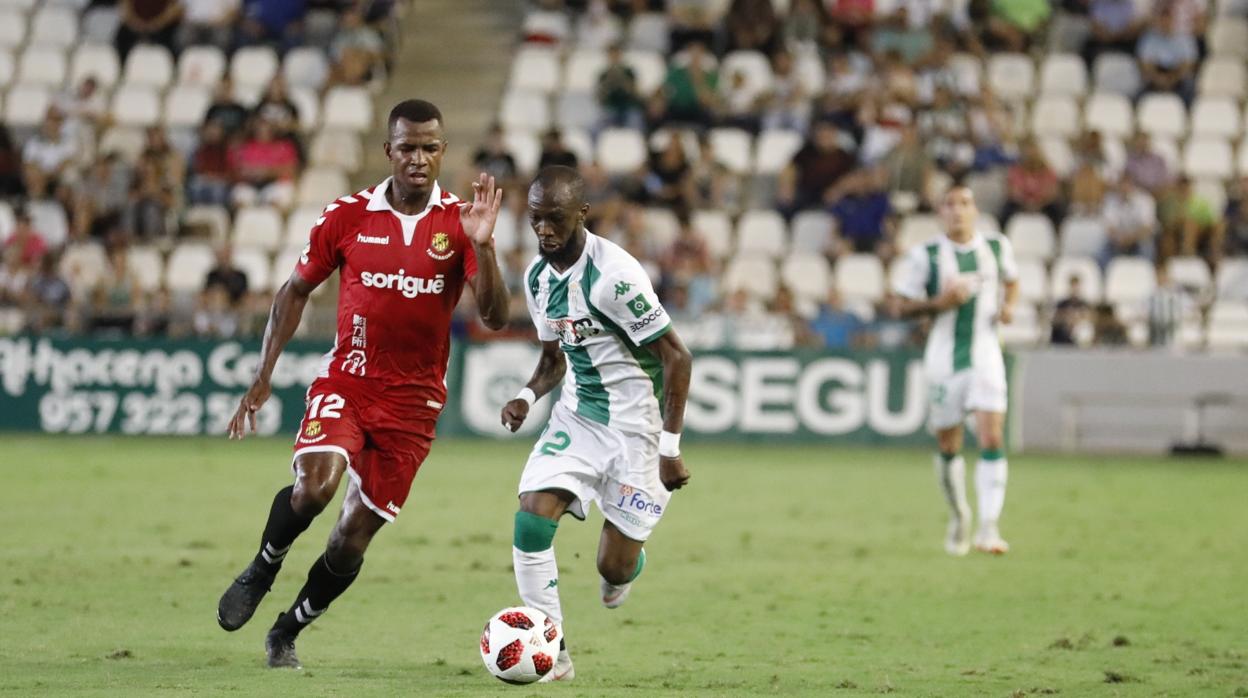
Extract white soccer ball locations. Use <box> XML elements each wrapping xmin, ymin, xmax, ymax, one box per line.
<box><xmin>479</xmin><ymin>606</ymin><xmax>562</xmax><ymax>684</ymax></box>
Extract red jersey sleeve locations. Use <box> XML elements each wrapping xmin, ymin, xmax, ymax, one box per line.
<box><xmin>294</xmin><ymin>204</ymin><xmax>348</xmax><ymax>286</ymax></box>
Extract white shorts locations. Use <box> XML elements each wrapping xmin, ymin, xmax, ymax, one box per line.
<box><xmin>927</xmin><ymin>364</ymin><xmax>1007</xmax><ymax>432</ymax></box>
<box><xmin>518</xmin><ymin>403</ymin><xmax>669</xmax><ymax>542</ymax></box>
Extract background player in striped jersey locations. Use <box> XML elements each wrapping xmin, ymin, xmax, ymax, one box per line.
<box><xmin>891</xmin><ymin>186</ymin><xmax>1019</xmax><ymax>556</ymax></box>
<box><xmin>499</xmin><ymin>166</ymin><xmax>693</xmax><ymax>681</ymax></box>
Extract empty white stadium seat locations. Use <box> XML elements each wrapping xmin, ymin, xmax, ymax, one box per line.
<box><xmin>232</xmin><ymin>206</ymin><xmax>284</xmax><ymax>251</ymax></box>
<box><xmin>735</xmin><ymin>209</ymin><xmax>788</xmax><ymax>259</ymax></box>
<box><xmin>627</xmin><ymin>12</ymin><xmax>669</xmax><ymax>53</ymax></box>
<box><xmin>183</xmin><ymin>205</ymin><xmax>231</xmax><ymax>242</ymax></box>
<box><xmin>503</xmin><ymin>130</ymin><xmax>540</xmax><ymax>174</ymax></box>
<box><xmin>81</xmin><ymin>6</ymin><xmax>119</xmax><ymax>44</ymax></box>
<box><xmin>499</xmin><ymin>90</ymin><xmax>551</xmax><ymax>133</ymax></box>
<box><xmin>1209</xmin><ymin>17</ymin><xmax>1248</xmax><ymax>58</ymax></box>
<box><xmin>282</xmin><ymin>47</ymin><xmax>329</xmax><ymax>90</ymax></box>
<box><xmin>1206</xmin><ymin>302</ymin><xmax>1248</xmax><ymax>350</ymax></box>
<box><xmin>110</xmin><ymin>85</ymin><xmax>161</xmax><ymax>128</ymax></box>
<box><xmin>163</xmin><ymin>85</ymin><xmax>212</xmax><ymax>129</ymax></box>
<box><xmin>165</xmin><ymin>243</ymin><xmax>216</xmax><ymax>293</ymax></box>
<box><xmin>69</xmin><ymin>43</ymin><xmax>120</xmax><ymax>89</ymax></box>
<box><xmin>26</xmin><ymin>199</ymin><xmax>68</xmax><ymax>248</ymax></box>
<box><xmin>554</xmin><ymin>90</ymin><xmax>600</xmax><ymax>131</ymax></box>
<box><xmin>721</xmin><ymin>50</ymin><xmax>774</xmax><ymax>101</ymax></box>
<box><xmin>509</xmin><ymin>46</ymin><xmax>561</xmax><ymax>93</ymax></box>
<box><xmin>284</xmin><ymin>205</ymin><xmax>324</xmax><ymax>248</ymax></box>
<box><xmin>322</xmin><ymin>86</ymin><xmax>374</xmax><ymax>133</ymax></box>
<box><xmin>1051</xmin><ymin>256</ymin><xmax>1104</xmax><ymax>302</ymax></box>
<box><xmin>1215</xmin><ymin>257</ymin><xmax>1248</xmax><ymax>301</ymax></box>
<box><xmin>232</xmin><ymin>247</ymin><xmax>273</xmax><ymax>293</ymax></box>
<box><xmin>1006</xmin><ymin>213</ymin><xmax>1056</xmax><ymax>261</ymax></box>
<box><xmin>1183</xmin><ymin>137</ymin><xmax>1234</xmax><ymax>179</ymax></box>
<box><xmin>781</xmin><ymin>254</ymin><xmax>832</xmax><ymax>302</ymax></box>
<box><xmin>1137</xmin><ymin>93</ymin><xmax>1188</xmax><ymax>138</ymax></box>
<box><xmin>1030</xmin><ymin>96</ymin><xmax>1081</xmax><ymax>138</ymax></box>
<box><xmin>297</xmin><ymin>168</ymin><xmax>350</xmax><ymax>207</ymax></box>
<box><xmin>230</xmin><ymin>46</ymin><xmax>279</xmax><ymax>89</ymax></box>
<box><xmin>1190</xmin><ymin>97</ymin><xmax>1241</xmax><ymax>138</ymax></box>
<box><xmin>1198</xmin><ymin>58</ymin><xmax>1245</xmax><ymax>99</ymax></box>
<box><xmin>836</xmin><ymin>253</ymin><xmax>885</xmax><ymax>303</ymax></box>
<box><xmin>0</xmin><ymin>9</ymin><xmax>24</xmax><ymax>48</ymax></box>
<box><xmin>708</xmin><ymin>128</ymin><xmax>752</xmax><ymax>175</ymax></box>
<box><xmin>723</xmin><ymin>255</ymin><xmax>778</xmax><ymax>300</ymax></box>
<box><xmin>178</xmin><ymin>45</ymin><xmax>226</xmax><ymax>88</ymax></box>
<box><xmin>18</xmin><ymin>45</ymin><xmax>68</xmax><ymax>86</ymax></box>
<box><xmin>1059</xmin><ymin>216</ymin><xmax>1109</xmax><ymax>258</ymax></box>
<box><xmin>127</xmin><ymin>245</ymin><xmax>164</xmax><ymax>292</ymax></box>
<box><xmin>4</xmin><ymin>83</ymin><xmax>51</xmax><ymax>127</ymax></box>
<box><xmin>625</xmin><ymin>50</ymin><xmax>666</xmax><ymax>95</ymax></box>
<box><xmin>642</xmin><ymin>207</ymin><xmax>680</xmax><ymax>250</ymax></box>
<box><xmin>310</xmin><ymin>130</ymin><xmax>362</xmax><ymax>173</ymax></box>
<box><xmin>560</xmin><ymin>128</ymin><xmax>594</xmax><ymax>165</ymax></box>
<box><xmin>1038</xmin><ymin>136</ymin><xmax>1076</xmax><ymax>178</ymax></box>
<box><xmin>987</xmin><ymin>53</ymin><xmax>1034</xmax><ymax>101</ymax></box>
<box><xmin>1167</xmin><ymin>256</ymin><xmax>1213</xmax><ymax>297</ymax></box>
<box><xmin>948</xmin><ymin>52</ymin><xmax>982</xmax><ymax>95</ymax></box>
<box><xmin>691</xmin><ymin>209</ymin><xmax>733</xmax><ymax>260</ymax></box>
<box><xmin>897</xmin><ymin>214</ymin><xmax>942</xmax><ymax>251</ymax></box>
<box><xmin>1093</xmin><ymin>53</ymin><xmax>1142</xmax><ymax>97</ymax></box>
<box><xmin>561</xmin><ymin>48</ymin><xmax>606</xmax><ymax>91</ymax></box>
<box><xmin>122</xmin><ymin>44</ymin><xmax>174</xmax><ymax>88</ymax></box>
<box><xmin>753</xmin><ymin>129</ymin><xmax>803</xmax><ymax>175</ymax></box>
<box><xmin>1084</xmin><ymin>92</ymin><xmax>1134</xmax><ymax>138</ymax></box>
<box><xmin>288</xmin><ymin>86</ymin><xmax>320</xmax><ymax>131</ymax></box>
<box><xmin>1015</xmin><ymin>258</ymin><xmax>1048</xmax><ymax>304</ymax></box>
<box><xmin>789</xmin><ymin>210</ymin><xmax>834</xmax><ymax>254</ymax></box>
<box><xmin>1104</xmin><ymin>257</ymin><xmax>1156</xmax><ymax>305</ymax></box>
<box><xmin>998</xmin><ymin>302</ymin><xmax>1043</xmax><ymax>347</ymax></box>
<box><xmin>595</xmin><ymin>128</ymin><xmax>647</xmax><ymax>173</ymax></box>
<box><xmin>1040</xmin><ymin>53</ymin><xmax>1088</xmax><ymax>96</ymax></box>
<box><xmin>30</xmin><ymin>5</ymin><xmax>78</xmax><ymax>47</ymax></box>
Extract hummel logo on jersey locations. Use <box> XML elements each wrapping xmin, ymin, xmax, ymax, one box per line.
<box><xmin>360</xmin><ymin>269</ymin><xmax>447</xmax><ymax>298</ymax></box>
<box><xmin>357</xmin><ymin>233</ymin><xmax>390</xmax><ymax>245</ymax></box>
<box><xmin>613</xmin><ymin>281</ymin><xmax>632</xmax><ymax>299</ymax></box>
<box><xmin>627</xmin><ymin>293</ymin><xmax>653</xmax><ymax>318</ymax></box>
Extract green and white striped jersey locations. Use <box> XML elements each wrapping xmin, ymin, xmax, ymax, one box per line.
<box><xmin>892</xmin><ymin>232</ymin><xmax>1018</xmax><ymax>380</ymax></box>
<box><xmin>524</xmin><ymin>232</ymin><xmax>671</xmax><ymax>434</ymax></box>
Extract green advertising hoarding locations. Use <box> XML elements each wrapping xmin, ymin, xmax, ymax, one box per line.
<box><xmin>0</xmin><ymin>337</ymin><xmax>934</xmax><ymax>445</ymax></box>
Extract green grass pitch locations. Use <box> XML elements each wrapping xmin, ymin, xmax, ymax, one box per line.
<box><xmin>0</xmin><ymin>436</ymin><xmax>1244</xmax><ymax>697</ymax></box>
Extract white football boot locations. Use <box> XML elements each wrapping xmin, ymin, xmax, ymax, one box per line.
<box><xmin>601</xmin><ymin>578</ymin><xmax>632</xmax><ymax>609</ymax></box>
<box><xmin>973</xmin><ymin>522</ymin><xmax>1009</xmax><ymax>555</ymax></box>
<box><xmin>538</xmin><ymin>645</ymin><xmax>574</xmax><ymax>682</ymax></box>
<box><xmin>945</xmin><ymin>512</ymin><xmax>972</xmax><ymax>557</ymax></box>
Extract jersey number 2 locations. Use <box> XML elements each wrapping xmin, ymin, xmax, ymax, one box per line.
<box><xmin>540</xmin><ymin>431</ymin><xmax>571</xmax><ymax>455</ymax></box>
<box><xmin>308</xmin><ymin>393</ymin><xmax>345</xmax><ymax>419</ymax></box>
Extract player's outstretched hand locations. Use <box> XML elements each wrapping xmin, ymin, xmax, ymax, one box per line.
<box><xmin>997</xmin><ymin>304</ymin><xmax>1014</xmax><ymax>325</ymax></box>
<box><xmin>660</xmin><ymin>456</ymin><xmax>690</xmax><ymax>492</ymax></box>
<box><xmin>501</xmin><ymin>398</ymin><xmax>530</xmax><ymax>433</ymax></box>
<box><xmin>228</xmin><ymin>378</ymin><xmax>272</xmax><ymax>440</ymax></box>
<box><xmin>937</xmin><ymin>279</ymin><xmax>973</xmax><ymax>311</ymax></box>
<box><xmin>460</xmin><ymin>173</ymin><xmax>503</xmax><ymax>247</ymax></box>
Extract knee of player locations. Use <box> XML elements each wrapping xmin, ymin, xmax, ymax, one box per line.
<box><xmin>291</xmin><ymin>480</ymin><xmax>336</xmax><ymax>515</ymax></box>
<box><xmin>513</xmin><ymin>510</ymin><xmax>559</xmax><ymax>553</ymax></box>
<box><xmin>596</xmin><ymin>551</ymin><xmax>636</xmax><ymax>585</ymax></box>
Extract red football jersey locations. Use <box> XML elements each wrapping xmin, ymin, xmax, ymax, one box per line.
<box><xmin>295</xmin><ymin>177</ymin><xmax>478</xmax><ymax>401</ymax></box>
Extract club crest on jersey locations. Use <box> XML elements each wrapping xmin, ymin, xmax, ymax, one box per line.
<box><xmin>299</xmin><ymin>420</ymin><xmax>327</xmax><ymax>444</ymax></box>
<box><xmin>427</xmin><ymin>232</ymin><xmax>454</xmax><ymax>260</ymax></box>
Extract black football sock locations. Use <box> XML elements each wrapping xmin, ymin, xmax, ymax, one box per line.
<box><xmin>252</xmin><ymin>485</ymin><xmax>315</xmax><ymax>575</ymax></box>
<box><xmin>271</xmin><ymin>553</ymin><xmax>361</xmax><ymax>637</ymax></box>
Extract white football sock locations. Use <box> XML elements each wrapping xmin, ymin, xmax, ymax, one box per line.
<box><xmin>934</xmin><ymin>453</ymin><xmax>970</xmax><ymax>520</ymax></box>
<box><xmin>513</xmin><ymin>546</ymin><xmax>563</xmax><ymax>626</ymax></box>
<box><xmin>975</xmin><ymin>456</ymin><xmax>1008</xmax><ymax>525</ymax></box>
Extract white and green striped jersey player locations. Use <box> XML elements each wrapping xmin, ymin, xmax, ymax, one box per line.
<box><xmin>522</xmin><ymin>231</ymin><xmax>670</xmax><ymax>435</ymax></box>
<box><xmin>892</xmin><ymin>231</ymin><xmax>1019</xmax><ymax>430</ymax></box>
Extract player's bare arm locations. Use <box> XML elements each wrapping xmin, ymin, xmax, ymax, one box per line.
<box><xmin>462</xmin><ymin>173</ymin><xmax>510</xmax><ymax>330</ymax></box>
<box><xmin>998</xmin><ymin>279</ymin><xmax>1019</xmax><ymax>324</ymax></box>
<box><xmin>501</xmin><ymin>339</ymin><xmax>566</xmax><ymax>432</ymax></box>
<box><xmin>894</xmin><ymin>282</ymin><xmax>973</xmax><ymax>319</ymax></box>
<box><xmin>227</xmin><ymin>273</ymin><xmax>318</xmax><ymax>439</ymax></box>
<box><xmin>645</xmin><ymin>329</ymin><xmax>693</xmax><ymax>491</ymax></box>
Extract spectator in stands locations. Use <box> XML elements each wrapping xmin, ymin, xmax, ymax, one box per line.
<box><xmin>1092</xmin><ymin>302</ymin><xmax>1129</xmax><ymax>345</ymax></box>
<box><xmin>644</xmin><ymin>136</ymin><xmax>694</xmax><ymax>210</ymax></box>
<box><xmin>885</xmin><ymin>123</ymin><xmax>934</xmax><ymax>212</ymax></box>
<box><xmin>828</xmin><ymin>0</ymin><xmax>876</xmax><ymax>49</ymax></box>
<box><xmin>596</xmin><ymin>43</ymin><xmax>646</xmax><ymax>131</ymax></box>
<box><xmin>22</xmin><ymin>108</ymin><xmax>76</xmax><ymax>199</ymax></box>
<box><xmin>782</xmin><ymin>0</ymin><xmax>832</xmax><ymax>50</ymax></box>
<box><xmin>89</xmin><ymin>245</ymin><xmax>144</xmax><ymax>334</ymax></box>
<box><xmin>661</xmin><ymin>211</ymin><xmax>718</xmax><ymax>317</ymax></box>
<box><xmin>23</xmin><ymin>254</ymin><xmax>72</xmax><ymax>333</ymax></box>
<box><xmin>1158</xmin><ymin>177</ymin><xmax>1225</xmax><ymax>266</ymax></box>
<box><xmin>0</xmin><ymin>246</ymin><xmax>30</xmax><ymax>332</ymax></box>
<box><xmin>809</xmin><ymin>288</ymin><xmax>864</xmax><ymax>349</ymax></box>
<box><xmin>653</xmin><ymin>41</ymin><xmax>719</xmax><ymax>130</ymax></box>
<box><xmin>54</xmin><ymin>77</ymin><xmax>108</xmax><ymax>143</ymax></box>
<box><xmin>205</xmin><ymin>79</ymin><xmax>251</xmax><ymax>141</ymax></box>
<box><xmin>760</xmin><ymin>50</ymin><xmax>811</xmax><ymax>133</ymax></box>
<box><xmin>1051</xmin><ymin>275</ymin><xmax>1093</xmax><ymax>346</ymax></box>
<box><xmin>1003</xmin><ymin>138</ymin><xmax>1062</xmax><ymax>224</ymax></box>
<box><xmin>239</xmin><ymin>0</ymin><xmax>308</xmax><ymax>50</ymax></box>
<box><xmin>116</xmin><ymin>0</ymin><xmax>183</xmax><ymax>62</ymax></box>
<box><xmin>1167</xmin><ymin>0</ymin><xmax>1208</xmax><ymax>52</ymax></box>
<box><xmin>1099</xmin><ymin>175</ymin><xmax>1156</xmax><ymax>267</ymax></box>
<box><xmin>981</xmin><ymin>0</ymin><xmax>1051</xmax><ymax>52</ymax></box>
<box><xmin>1147</xmin><ymin>264</ymin><xmax>1195</xmax><ymax>347</ymax></box>
<box><xmin>1124</xmin><ymin>131</ymin><xmax>1172</xmax><ymax>196</ymax></box>
<box><xmin>718</xmin><ymin>68</ymin><xmax>763</xmax><ymax>133</ymax></box>
<box><xmin>331</xmin><ymin>9</ymin><xmax>387</xmax><ymax>86</ymax></box>
<box><xmin>1223</xmin><ymin>175</ymin><xmax>1248</xmax><ymax>256</ymax></box>
<box><xmin>194</xmin><ymin>285</ymin><xmax>242</xmax><ymax>338</ymax></box>
<box><xmin>668</xmin><ymin>0</ymin><xmax>717</xmax><ymax>52</ymax></box>
<box><xmin>123</xmin><ymin>160</ymin><xmax>177</xmax><ymax>240</ymax></box>
<box><xmin>253</xmin><ymin>77</ymin><xmax>303</xmax><ymax>146</ymax></box>
<box><xmin>471</xmin><ymin>124</ymin><xmax>519</xmax><ymax>187</ymax></box>
<box><xmin>537</xmin><ymin>129</ymin><xmax>579</xmax><ymax>171</ymax></box>
<box><xmin>1136</xmin><ymin>5</ymin><xmax>1198</xmax><ymax>103</ymax></box>
<box><xmin>777</xmin><ymin>119</ymin><xmax>855</xmax><ymax>217</ymax></box>
<box><xmin>918</xmin><ymin>86</ymin><xmax>974</xmax><ymax>179</ymax></box>
<box><xmin>828</xmin><ymin>168</ymin><xmax>893</xmax><ymax>254</ymax></box>
<box><xmin>74</xmin><ymin>153</ymin><xmax>132</xmax><ymax>239</ymax></box>
<box><xmin>229</xmin><ymin>119</ymin><xmax>300</xmax><ymax>211</ymax></box>
<box><xmin>140</xmin><ymin>127</ymin><xmax>187</xmax><ymax>197</ymax></box>
<box><xmin>177</xmin><ymin>0</ymin><xmax>241</xmax><ymax>52</ymax></box>
<box><xmin>204</xmin><ymin>245</ymin><xmax>249</xmax><ymax>306</ymax></box>
<box><xmin>871</xmin><ymin>7</ymin><xmax>935</xmax><ymax>66</ymax></box>
<box><xmin>724</xmin><ymin>0</ymin><xmax>780</xmax><ymax>54</ymax></box>
<box><xmin>1068</xmin><ymin>156</ymin><xmax>1107</xmax><ymax>217</ymax></box>
<box><xmin>691</xmin><ymin>135</ymin><xmax>743</xmax><ymax>213</ymax></box>
<box><xmin>1083</xmin><ymin>0</ymin><xmax>1146</xmax><ymax>65</ymax></box>
<box><xmin>575</xmin><ymin>0</ymin><xmax>621</xmax><ymax>50</ymax></box>
<box><xmin>58</xmin><ymin>229</ymin><xmax>107</xmax><ymax>316</ymax></box>
<box><xmin>0</xmin><ymin>124</ymin><xmax>24</xmax><ymax>199</ymax></box>
<box><xmin>189</xmin><ymin>122</ymin><xmax>234</xmax><ymax>207</ymax></box>
<box><xmin>4</xmin><ymin>212</ymin><xmax>49</xmax><ymax>268</ymax></box>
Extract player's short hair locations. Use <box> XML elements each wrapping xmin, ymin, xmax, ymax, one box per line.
<box><xmin>388</xmin><ymin>99</ymin><xmax>443</xmax><ymax>131</ymax></box>
<box><xmin>532</xmin><ymin>165</ymin><xmax>585</xmax><ymax>206</ymax></box>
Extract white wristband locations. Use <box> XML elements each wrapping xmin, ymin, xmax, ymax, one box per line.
<box><xmin>658</xmin><ymin>430</ymin><xmax>681</xmax><ymax>458</ymax></box>
<box><xmin>514</xmin><ymin>387</ymin><xmax>537</xmax><ymax>407</ymax></box>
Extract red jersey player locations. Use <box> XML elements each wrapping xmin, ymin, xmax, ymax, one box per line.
<box><xmin>216</xmin><ymin>100</ymin><xmax>509</xmax><ymax>669</ymax></box>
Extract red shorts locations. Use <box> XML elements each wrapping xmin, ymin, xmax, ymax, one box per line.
<box><xmin>291</xmin><ymin>375</ymin><xmax>441</xmax><ymax>522</ymax></box>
